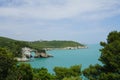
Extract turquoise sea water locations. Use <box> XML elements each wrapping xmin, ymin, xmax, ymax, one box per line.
<box><xmin>28</xmin><ymin>44</ymin><xmax>102</xmax><ymax>73</ymax></box>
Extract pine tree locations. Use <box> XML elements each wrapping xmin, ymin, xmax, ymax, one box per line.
<box><xmin>83</xmin><ymin>31</ymin><xmax>120</xmax><ymax>80</ymax></box>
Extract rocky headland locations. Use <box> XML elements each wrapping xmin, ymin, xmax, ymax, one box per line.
<box><xmin>16</xmin><ymin>47</ymin><xmax>53</xmax><ymax>62</ymax></box>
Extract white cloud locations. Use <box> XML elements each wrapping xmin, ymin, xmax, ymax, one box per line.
<box><xmin>0</xmin><ymin>0</ymin><xmax>120</xmax><ymax>20</ymax></box>
<box><xmin>0</xmin><ymin>0</ymin><xmax>120</xmax><ymax>43</ymax></box>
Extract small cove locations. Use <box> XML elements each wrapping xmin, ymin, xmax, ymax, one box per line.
<box><xmin>27</xmin><ymin>44</ymin><xmax>102</xmax><ymax>73</ymax></box>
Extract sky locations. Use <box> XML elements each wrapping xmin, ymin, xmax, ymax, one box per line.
<box><xmin>0</xmin><ymin>0</ymin><xmax>120</xmax><ymax>44</ymax></box>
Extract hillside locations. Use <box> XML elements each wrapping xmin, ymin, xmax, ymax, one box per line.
<box><xmin>28</xmin><ymin>40</ymin><xmax>85</xmax><ymax>49</ymax></box>
<box><xmin>0</xmin><ymin>36</ymin><xmax>85</xmax><ymax>56</ymax></box>
<box><xmin>0</xmin><ymin>37</ymin><xmax>30</xmax><ymax>57</ymax></box>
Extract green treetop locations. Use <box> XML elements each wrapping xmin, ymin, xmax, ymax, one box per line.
<box><xmin>0</xmin><ymin>48</ymin><xmax>16</xmax><ymax>80</ymax></box>
<box><xmin>83</xmin><ymin>31</ymin><xmax>120</xmax><ymax>80</ymax></box>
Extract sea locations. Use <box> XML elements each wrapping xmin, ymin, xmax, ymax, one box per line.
<box><xmin>27</xmin><ymin>44</ymin><xmax>102</xmax><ymax>73</ymax></box>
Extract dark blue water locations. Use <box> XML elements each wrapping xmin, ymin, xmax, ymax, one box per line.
<box><xmin>28</xmin><ymin>44</ymin><xmax>102</xmax><ymax>73</ymax></box>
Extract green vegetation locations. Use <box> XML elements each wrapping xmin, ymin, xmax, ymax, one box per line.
<box><xmin>0</xmin><ymin>48</ymin><xmax>16</xmax><ymax>80</ymax></box>
<box><xmin>0</xmin><ymin>31</ymin><xmax>120</xmax><ymax>80</ymax></box>
<box><xmin>33</xmin><ymin>68</ymin><xmax>55</xmax><ymax>80</ymax></box>
<box><xmin>0</xmin><ymin>36</ymin><xmax>84</xmax><ymax>80</ymax></box>
<box><xmin>54</xmin><ymin>65</ymin><xmax>82</xmax><ymax>80</ymax></box>
<box><xmin>0</xmin><ymin>48</ymin><xmax>82</xmax><ymax>80</ymax></box>
<box><xmin>0</xmin><ymin>36</ymin><xmax>84</xmax><ymax>57</ymax></box>
<box><xmin>29</xmin><ymin>40</ymin><xmax>84</xmax><ymax>49</ymax></box>
<box><xmin>83</xmin><ymin>31</ymin><xmax>120</xmax><ymax>80</ymax></box>
<box><xmin>0</xmin><ymin>37</ymin><xmax>30</xmax><ymax>57</ymax></box>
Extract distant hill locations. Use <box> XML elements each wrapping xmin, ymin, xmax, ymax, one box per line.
<box><xmin>0</xmin><ymin>36</ymin><xmax>85</xmax><ymax>57</ymax></box>
<box><xmin>28</xmin><ymin>40</ymin><xmax>85</xmax><ymax>49</ymax></box>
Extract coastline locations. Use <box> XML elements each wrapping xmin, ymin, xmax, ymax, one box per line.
<box><xmin>44</xmin><ymin>46</ymin><xmax>88</xmax><ymax>50</ymax></box>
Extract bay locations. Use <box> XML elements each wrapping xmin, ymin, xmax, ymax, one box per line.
<box><xmin>28</xmin><ymin>44</ymin><xmax>102</xmax><ymax>73</ymax></box>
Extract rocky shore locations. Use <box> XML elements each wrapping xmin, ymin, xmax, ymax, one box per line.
<box><xmin>16</xmin><ymin>46</ymin><xmax>87</xmax><ymax>62</ymax></box>
<box><xmin>15</xmin><ymin>57</ymin><xmax>30</xmax><ymax>62</ymax></box>
<box><xmin>34</xmin><ymin>52</ymin><xmax>53</xmax><ymax>58</ymax></box>
<box><xmin>44</xmin><ymin>46</ymin><xmax>88</xmax><ymax>50</ymax></box>
<box><xmin>16</xmin><ymin>47</ymin><xmax>53</xmax><ymax>62</ymax></box>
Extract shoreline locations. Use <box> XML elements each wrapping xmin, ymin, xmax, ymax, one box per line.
<box><xmin>44</xmin><ymin>46</ymin><xmax>88</xmax><ymax>50</ymax></box>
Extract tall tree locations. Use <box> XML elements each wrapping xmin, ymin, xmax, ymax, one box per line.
<box><xmin>33</xmin><ymin>68</ymin><xmax>55</xmax><ymax>80</ymax></box>
<box><xmin>54</xmin><ymin>65</ymin><xmax>82</xmax><ymax>80</ymax></box>
<box><xmin>0</xmin><ymin>48</ymin><xmax>16</xmax><ymax>80</ymax></box>
<box><xmin>17</xmin><ymin>63</ymin><xmax>33</xmax><ymax>80</ymax></box>
<box><xmin>83</xmin><ymin>31</ymin><xmax>120</xmax><ymax>80</ymax></box>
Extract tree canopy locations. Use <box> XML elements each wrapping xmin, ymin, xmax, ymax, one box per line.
<box><xmin>0</xmin><ymin>37</ymin><xmax>30</xmax><ymax>57</ymax></box>
<box><xmin>28</xmin><ymin>40</ymin><xmax>84</xmax><ymax>49</ymax></box>
<box><xmin>54</xmin><ymin>65</ymin><xmax>82</xmax><ymax>80</ymax></box>
<box><xmin>83</xmin><ymin>31</ymin><xmax>120</xmax><ymax>80</ymax></box>
<box><xmin>0</xmin><ymin>36</ymin><xmax>84</xmax><ymax>57</ymax></box>
<box><xmin>1</xmin><ymin>31</ymin><xmax>120</xmax><ymax>80</ymax></box>
<box><xmin>0</xmin><ymin>48</ymin><xmax>16</xmax><ymax>80</ymax></box>
<box><xmin>0</xmin><ymin>48</ymin><xmax>82</xmax><ymax>80</ymax></box>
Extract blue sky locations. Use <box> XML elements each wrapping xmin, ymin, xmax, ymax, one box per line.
<box><xmin>0</xmin><ymin>0</ymin><xmax>120</xmax><ymax>44</ymax></box>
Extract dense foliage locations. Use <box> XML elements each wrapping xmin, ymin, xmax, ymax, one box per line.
<box><xmin>0</xmin><ymin>48</ymin><xmax>16</xmax><ymax>80</ymax></box>
<box><xmin>0</xmin><ymin>47</ymin><xmax>82</xmax><ymax>80</ymax></box>
<box><xmin>1</xmin><ymin>31</ymin><xmax>120</xmax><ymax>80</ymax></box>
<box><xmin>0</xmin><ymin>37</ymin><xmax>30</xmax><ymax>57</ymax></box>
<box><xmin>28</xmin><ymin>40</ymin><xmax>84</xmax><ymax>49</ymax></box>
<box><xmin>0</xmin><ymin>48</ymin><xmax>82</xmax><ymax>80</ymax></box>
<box><xmin>0</xmin><ymin>36</ymin><xmax>84</xmax><ymax>57</ymax></box>
<box><xmin>33</xmin><ymin>68</ymin><xmax>55</xmax><ymax>80</ymax></box>
<box><xmin>83</xmin><ymin>31</ymin><xmax>120</xmax><ymax>80</ymax></box>
<box><xmin>54</xmin><ymin>65</ymin><xmax>82</xmax><ymax>80</ymax></box>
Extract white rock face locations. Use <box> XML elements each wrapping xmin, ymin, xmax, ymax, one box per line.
<box><xmin>22</xmin><ymin>47</ymin><xmax>32</xmax><ymax>58</ymax></box>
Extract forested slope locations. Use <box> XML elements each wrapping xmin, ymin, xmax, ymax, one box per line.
<box><xmin>0</xmin><ymin>37</ymin><xmax>84</xmax><ymax>56</ymax></box>
<box><xmin>28</xmin><ymin>40</ymin><xmax>84</xmax><ymax>49</ymax></box>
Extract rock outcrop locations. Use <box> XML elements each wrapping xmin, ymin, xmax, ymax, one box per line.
<box><xmin>16</xmin><ymin>47</ymin><xmax>53</xmax><ymax>62</ymax></box>
<box><xmin>34</xmin><ymin>52</ymin><xmax>53</xmax><ymax>58</ymax></box>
